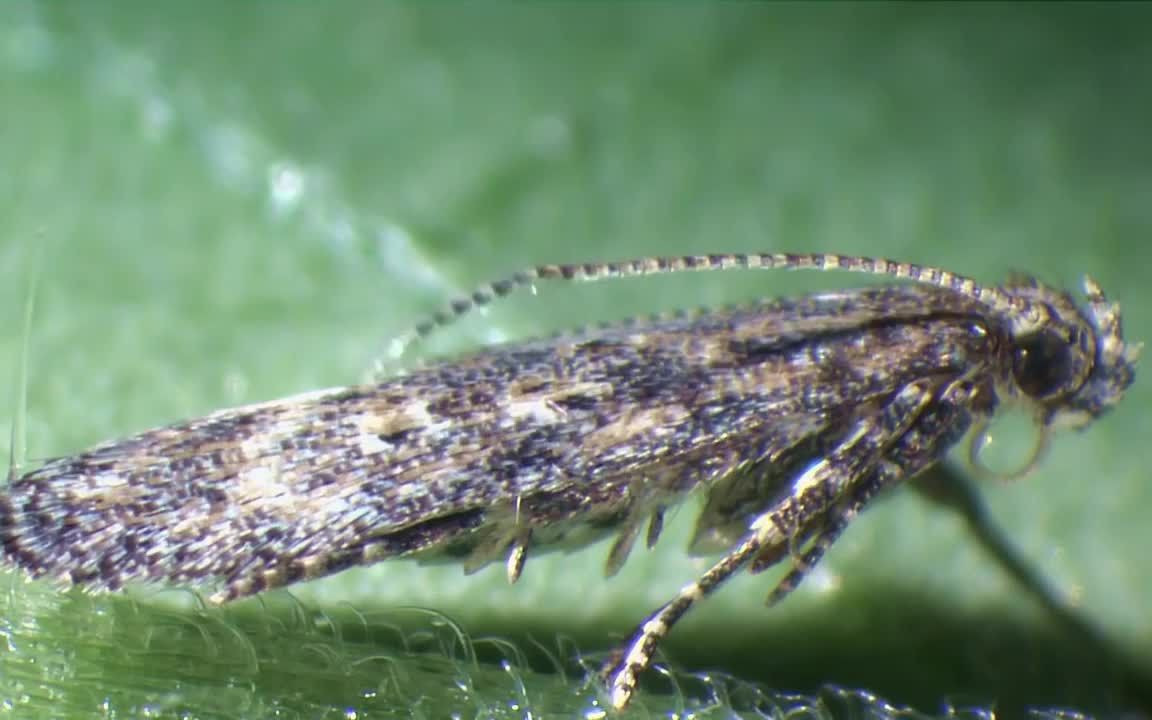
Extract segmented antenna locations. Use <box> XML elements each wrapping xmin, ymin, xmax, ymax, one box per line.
<box><xmin>387</xmin><ymin>252</ymin><xmax>1038</xmax><ymax>359</ymax></box>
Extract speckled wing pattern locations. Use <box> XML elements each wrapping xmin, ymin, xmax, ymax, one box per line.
<box><xmin>0</xmin><ymin>249</ymin><xmax>1140</xmax><ymax>712</ymax></box>
<box><xmin>1</xmin><ymin>285</ymin><xmax>989</xmax><ymax>602</ymax></box>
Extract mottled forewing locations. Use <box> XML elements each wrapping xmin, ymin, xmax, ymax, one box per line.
<box><xmin>0</xmin><ymin>285</ymin><xmax>993</xmax><ymax>596</ymax></box>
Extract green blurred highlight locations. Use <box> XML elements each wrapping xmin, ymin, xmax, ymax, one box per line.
<box><xmin>1</xmin><ymin>3</ymin><xmax>1150</xmax><ymax>718</ymax></box>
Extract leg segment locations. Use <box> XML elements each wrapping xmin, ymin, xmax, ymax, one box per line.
<box><xmin>604</xmin><ymin>380</ymin><xmax>943</xmax><ymax>710</ymax></box>
<box><xmin>765</xmin><ymin>378</ymin><xmax>980</xmax><ymax>606</ymax></box>
<box><xmin>604</xmin><ymin>378</ymin><xmax>981</xmax><ymax>710</ymax></box>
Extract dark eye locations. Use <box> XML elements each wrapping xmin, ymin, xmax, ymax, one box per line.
<box><xmin>1013</xmin><ymin>330</ymin><xmax>1075</xmax><ymax>399</ymax></box>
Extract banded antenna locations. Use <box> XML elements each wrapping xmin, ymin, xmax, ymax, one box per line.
<box><xmin>385</xmin><ymin>252</ymin><xmax>1039</xmax><ymax>360</ymax></box>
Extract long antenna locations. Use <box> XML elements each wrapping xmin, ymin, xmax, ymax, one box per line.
<box><xmin>386</xmin><ymin>251</ymin><xmax>1038</xmax><ymax>360</ymax></box>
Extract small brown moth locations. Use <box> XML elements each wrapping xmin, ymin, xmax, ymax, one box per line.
<box><xmin>0</xmin><ymin>253</ymin><xmax>1139</xmax><ymax>710</ymax></box>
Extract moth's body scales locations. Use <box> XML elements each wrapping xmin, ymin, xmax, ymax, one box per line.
<box><xmin>0</xmin><ymin>286</ymin><xmax>988</xmax><ymax>592</ymax></box>
<box><xmin>0</xmin><ymin>252</ymin><xmax>1137</xmax><ymax>711</ymax></box>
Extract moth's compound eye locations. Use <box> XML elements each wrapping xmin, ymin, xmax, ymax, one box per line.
<box><xmin>1013</xmin><ymin>330</ymin><xmax>1077</xmax><ymax>400</ymax></box>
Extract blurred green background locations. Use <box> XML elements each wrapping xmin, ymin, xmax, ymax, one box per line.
<box><xmin>1</xmin><ymin>3</ymin><xmax>1150</xmax><ymax>719</ymax></box>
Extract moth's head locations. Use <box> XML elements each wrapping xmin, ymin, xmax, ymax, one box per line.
<box><xmin>1006</xmin><ymin>276</ymin><xmax>1139</xmax><ymax>430</ymax></box>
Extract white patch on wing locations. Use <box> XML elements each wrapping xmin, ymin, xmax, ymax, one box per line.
<box><xmin>357</xmin><ymin>433</ymin><xmax>392</xmax><ymax>455</ymax></box>
<box><xmin>230</xmin><ymin>461</ymin><xmax>293</xmax><ymax>507</ymax></box>
<box><xmin>505</xmin><ymin>397</ymin><xmax>566</xmax><ymax>424</ymax></box>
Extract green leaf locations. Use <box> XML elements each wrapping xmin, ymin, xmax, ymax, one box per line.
<box><xmin>1</xmin><ymin>3</ymin><xmax>1149</xmax><ymax>718</ymax></box>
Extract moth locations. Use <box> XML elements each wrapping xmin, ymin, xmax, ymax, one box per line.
<box><xmin>0</xmin><ymin>252</ymin><xmax>1139</xmax><ymax>711</ymax></box>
